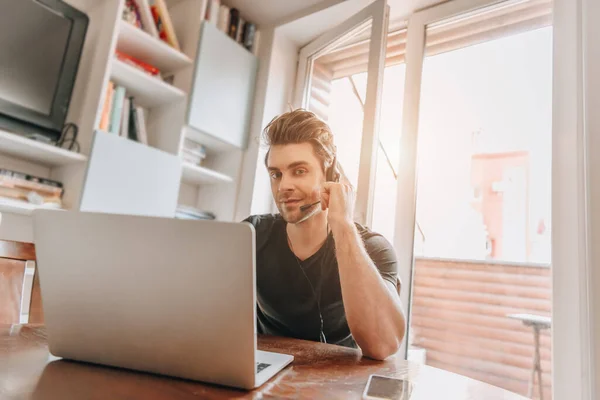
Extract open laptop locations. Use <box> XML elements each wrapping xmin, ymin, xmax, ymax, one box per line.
<box><xmin>32</xmin><ymin>210</ymin><xmax>293</xmax><ymax>390</ymax></box>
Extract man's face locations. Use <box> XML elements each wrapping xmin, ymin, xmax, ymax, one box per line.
<box><xmin>267</xmin><ymin>143</ymin><xmax>325</xmax><ymax>224</ymax></box>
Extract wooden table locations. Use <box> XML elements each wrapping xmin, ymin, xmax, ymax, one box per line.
<box><xmin>1</xmin><ymin>325</ymin><xmax>527</xmax><ymax>399</ymax></box>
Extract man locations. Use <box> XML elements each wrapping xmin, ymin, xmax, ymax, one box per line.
<box><xmin>244</xmin><ymin>109</ymin><xmax>406</xmax><ymax>360</ymax></box>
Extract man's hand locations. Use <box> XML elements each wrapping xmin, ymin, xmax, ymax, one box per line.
<box><xmin>320</xmin><ymin>182</ymin><xmax>356</xmax><ymax>228</ymax></box>
<box><xmin>322</xmin><ymin>183</ymin><xmax>406</xmax><ymax>360</ymax></box>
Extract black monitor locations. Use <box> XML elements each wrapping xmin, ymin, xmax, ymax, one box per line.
<box><xmin>0</xmin><ymin>0</ymin><xmax>89</xmax><ymax>143</ymax></box>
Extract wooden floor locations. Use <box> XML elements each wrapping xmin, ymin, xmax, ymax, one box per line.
<box><xmin>410</xmin><ymin>257</ymin><xmax>552</xmax><ymax>399</ymax></box>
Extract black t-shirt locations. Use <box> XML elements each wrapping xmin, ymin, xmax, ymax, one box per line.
<box><xmin>243</xmin><ymin>213</ymin><xmax>399</xmax><ymax>348</ymax></box>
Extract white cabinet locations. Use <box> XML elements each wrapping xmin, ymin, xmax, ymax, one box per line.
<box><xmin>80</xmin><ymin>131</ymin><xmax>182</xmax><ymax>218</ymax></box>
<box><xmin>187</xmin><ymin>22</ymin><xmax>258</xmax><ymax>150</ymax></box>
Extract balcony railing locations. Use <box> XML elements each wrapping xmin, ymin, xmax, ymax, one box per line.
<box><xmin>410</xmin><ymin>257</ymin><xmax>551</xmax><ymax>399</ymax></box>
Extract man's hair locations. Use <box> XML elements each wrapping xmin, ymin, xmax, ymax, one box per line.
<box><xmin>263</xmin><ymin>109</ymin><xmax>336</xmax><ymax>172</ymax></box>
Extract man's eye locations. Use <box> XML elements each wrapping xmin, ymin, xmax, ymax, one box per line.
<box><xmin>270</xmin><ymin>171</ymin><xmax>281</xmax><ymax>180</ymax></box>
<box><xmin>295</xmin><ymin>169</ymin><xmax>307</xmax><ymax>175</ymax></box>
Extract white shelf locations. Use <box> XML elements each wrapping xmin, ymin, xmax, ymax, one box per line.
<box><xmin>181</xmin><ymin>162</ymin><xmax>233</xmax><ymax>185</ymax></box>
<box><xmin>0</xmin><ymin>129</ymin><xmax>88</xmax><ymax>166</ymax></box>
<box><xmin>116</xmin><ymin>21</ymin><xmax>192</xmax><ymax>73</ymax></box>
<box><xmin>183</xmin><ymin>125</ymin><xmax>238</xmax><ymax>154</ymax></box>
<box><xmin>110</xmin><ymin>59</ymin><xmax>186</xmax><ymax>108</ymax></box>
<box><xmin>0</xmin><ymin>197</ymin><xmax>62</xmax><ymax>216</ymax></box>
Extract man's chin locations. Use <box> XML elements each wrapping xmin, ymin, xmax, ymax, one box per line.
<box><xmin>280</xmin><ymin>211</ymin><xmax>302</xmax><ymax>224</ymax></box>
<box><xmin>280</xmin><ymin>208</ymin><xmax>321</xmax><ymax>224</ymax></box>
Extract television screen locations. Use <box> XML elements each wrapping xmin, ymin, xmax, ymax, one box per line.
<box><xmin>0</xmin><ymin>0</ymin><xmax>88</xmax><ymax>142</ymax></box>
<box><xmin>0</xmin><ymin>1</ymin><xmax>72</xmax><ymax>116</ymax></box>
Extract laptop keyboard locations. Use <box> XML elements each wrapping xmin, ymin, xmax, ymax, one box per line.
<box><xmin>256</xmin><ymin>362</ymin><xmax>271</xmax><ymax>374</ymax></box>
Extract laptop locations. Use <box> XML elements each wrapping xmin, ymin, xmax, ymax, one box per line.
<box><xmin>32</xmin><ymin>210</ymin><xmax>293</xmax><ymax>390</ymax></box>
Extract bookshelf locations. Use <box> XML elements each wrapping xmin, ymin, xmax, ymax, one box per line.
<box><xmin>109</xmin><ymin>59</ymin><xmax>186</xmax><ymax>108</ymax></box>
<box><xmin>0</xmin><ymin>129</ymin><xmax>88</xmax><ymax>167</ymax></box>
<box><xmin>182</xmin><ymin>125</ymin><xmax>238</xmax><ymax>154</ymax></box>
<box><xmin>116</xmin><ymin>20</ymin><xmax>193</xmax><ymax>73</ymax></box>
<box><xmin>0</xmin><ymin>197</ymin><xmax>60</xmax><ymax>216</ymax></box>
<box><xmin>181</xmin><ymin>163</ymin><xmax>234</xmax><ymax>185</ymax></box>
<box><xmin>91</xmin><ymin>0</ymin><xmax>260</xmax><ymax>222</ymax></box>
<box><xmin>0</xmin><ymin>0</ymin><xmax>266</xmax><ymax>241</ymax></box>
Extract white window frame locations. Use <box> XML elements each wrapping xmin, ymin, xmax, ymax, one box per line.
<box><xmin>293</xmin><ymin>0</ymin><xmax>389</xmax><ymax>226</ymax></box>
<box><xmin>394</xmin><ymin>0</ymin><xmax>596</xmax><ymax>397</ymax></box>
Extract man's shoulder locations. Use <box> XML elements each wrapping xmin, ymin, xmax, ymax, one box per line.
<box><xmin>354</xmin><ymin>222</ymin><xmax>394</xmax><ymax>251</ymax></box>
<box><xmin>243</xmin><ymin>214</ymin><xmax>283</xmax><ymax>252</ymax></box>
<box><xmin>243</xmin><ymin>213</ymin><xmax>283</xmax><ymax>235</ymax></box>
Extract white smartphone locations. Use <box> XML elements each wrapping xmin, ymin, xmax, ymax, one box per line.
<box><xmin>362</xmin><ymin>374</ymin><xmax>413</xmax><ymax>400</ymax></box>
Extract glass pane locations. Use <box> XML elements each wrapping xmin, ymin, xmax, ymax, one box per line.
<box><xmin>306</xmin><ymin>19</ymin><xmax>374</xmax><ymax>191</ymax></box>
<box><xmin>408</xmin><ymin>2</ymin><xmax>553</xmax><ymax>399</ymax></box>
<box><xmin>372</xmin><ymin>64</ymin><xmax>406</xmax><ymax>242</ymax></box>
<box><xmin>315</xmin><ymin>26</ymin><xmax>407</xmax><ymax>241</ymax></box>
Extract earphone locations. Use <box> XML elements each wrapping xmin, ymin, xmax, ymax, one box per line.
<box><xmin>299</xmin><ymin>155</ymin><xmax>341</xmax><ymax>212</ymax></box>
<box><xmin>288</xmin><ymin>235</ymin><xmax>328</xmax><ymax>343</ymax></box>
<box><xmin>290</xmin><ymin>152</ymin><xmax>340</xmax><ymax>343</ymax></box>
<box><xmin>326</xmin><ymin>155</ymin><xmax>341</xmax><ymax>183</ymax></box>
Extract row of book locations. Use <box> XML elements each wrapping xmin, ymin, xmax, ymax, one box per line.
<box><xmin>0</xmin><ymin>169</ymin><xmax>64</xmax><ymax>208</ymax></box>
<box><xmin>123</xmin><ymin>0</ymin><xmax>180</xmax><ymax>50</ymax></box>
<box><xmin>99</xmin><ymin>81</ymin><xmax>149</xmax><ymax>144</ymax></box>
<box><xmin>205</xmin><ymin>1</ymin><xmax>258</xmax><ymax>53</ymax></box>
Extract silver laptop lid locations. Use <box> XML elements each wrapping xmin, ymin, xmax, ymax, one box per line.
<box><xmin>33</xmin><ymin>210</ymin><xmax>257</xmax><ymax>389</ymax></box>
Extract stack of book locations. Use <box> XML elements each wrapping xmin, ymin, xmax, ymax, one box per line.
<box><xmin>122</xmin><ymin>0</ymin><xmax>180</xmax><ymax>51</ymax></box>
<box><xmin>175</xmin><ymin>205</ymin><xmax>215</xmax><ymax>220</ymax></box>
<box><xmin>0</xmin><ymin>169</ymin><xmax>64</xmax><ymax>208</ymax></box>
<box><xmin>204</xmin><ymin>1</ymin><xmax>259</xmax><ymax>54</ymax></box>
<box><xmin>116</xmin><ymin>50</ymin><xmax>161</xmax><ymax>77</ymax></box>
<box><xmin>99</xmin><ymin>81</ymin><xmax>149</xmax><ymax>144</ymax></box>
<box><xmin>181</xmin><ymin>138</ymin><xmax>207</xmax><ymax>166</ymax></box>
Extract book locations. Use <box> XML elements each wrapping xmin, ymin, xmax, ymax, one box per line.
<box><xmin>0</xmin><ymin>186</ymin><xmax>62</xmax><ymax>207</ymax></box>
<box><xmin>237</xmin><ymin>17</ymin><xmax>245</xmax><ymax>43</ymax></box>
<box><xmin>207</xmin><ymin>0</ymin><xmax>220</xmax><ymax>24</ymax></box>
<box><xmin>150</xmin><ymin>0</ymin><xmax>180</xmax><ymax>51</ymax></box>
<box><xmin>128</xmin><ymin>100</ymin><xmax>140</xmax><ymax>143</ymax></box>
<box><xmin>0</xmin><ymin>169</ymin><xmax>63</xmax><ymax>189</ymax></box>
<box><xmin>138</xmin><ymin>0</ymin><xmax>159</xmax><ymax>37</ymax></box>
<box><xmin>175</xmin><ymin>205</ymin><xmax>215</xmax><ymax>220</ymax></box>
<box><xmin>217</xmin><ymin>4</ymin><xmax>229</xmax><ymax>33</ymax></box>
<box><xmin>0</xmin><ymin>170</ymin><xmax>64</xmax><ymax>206</ymax></box>
<box><xmin>109</xmin><ymin>86</ymin><xmax>127</xmax><ymax>135</ymax></box>
<box><xmin>182</xmin><ymin>138</ymin><xmax>207</xmax><ymax>165</ymax></box>
<box><xmin>198</xmin><ymin>0</ymin><xmax>209</xmax><ymax>22</ymax></box>
<box><xmin>123</xmin><ymin>0</ymin><xmax>143</xmax><ymax>29</ymax></box>
<box><xmin>242</xmin><ymin>22</ymin><xmax>256</xmax><ymax>51</ymax></box>
<box><xmin>0</xmin><ymin>169</ymin><xmax>64</xmax><ymax>207</ymax></box>
<box><xmin>99</xmin><ymin>82</ymin><xmax>114</xmax><ymax>131</ymax></box>
<box><xmin>0</xmin><ymin>181</ymin><xmax>62</xmax><ymax>198</ymax></box>
<box><xmin>115</xmin><ymin>50</ymin><xmax>160</xmax><ymax>76</ymax></box>
<box><xmin>135</xmin><ymin>106</ymin><xmax>149</xmax><ymax>145</ymax></box>
<box><xmin>228</xmin><ymin>8</ymin><xmax>239</xmax><ymax>40</ymax></box>
<box><xmin>120</xmin><ymin>97</ymin><xmax>131</xmax><ymax>138</ymax></box>
<box><xmin>252</xmin><ymin>29</ymin><xmax>261</xmax><ymax>56</ymax></box>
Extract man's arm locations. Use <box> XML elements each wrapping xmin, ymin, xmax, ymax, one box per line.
<box><xmin>332</xmin><ymin>221</ymin><xmax>406</xmax><ymax>360</ymax></box>
<box><xmin>321</xmin><ymin>182</ymin><xmax>406</xmax><ymax>360</ymax></box>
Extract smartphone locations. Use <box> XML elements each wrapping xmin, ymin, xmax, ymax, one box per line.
<box><xmin>362</xmin><ymin>374</ymin><xmax>413</xmax><ymax>400</ymax></box>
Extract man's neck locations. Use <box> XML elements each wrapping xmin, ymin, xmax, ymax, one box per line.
<box><xmin>286</xmin><ymin>211</ymin><xmax>329</xmax><ymax>260</ymax></box>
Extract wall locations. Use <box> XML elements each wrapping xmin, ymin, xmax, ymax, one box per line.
<box><xmin>411</xmin><ymin>257</ymin><xmax>551</xmax><ymax>399</ymax></box>
<box><xmin>236</xmin><ymin>28</ymin><xmax>299</xmax><ymax>220</ymax></box>
<box><xmin>470</xmin><ymin>151</ymin><xmax>531</xmax><ymax>260</ymax></box>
